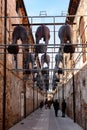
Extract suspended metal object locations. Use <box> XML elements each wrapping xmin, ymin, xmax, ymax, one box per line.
<box><xmin>54</xmin><ymin>65</ymin><xmax>64</xmax><ymax>75</ymax></box>
<box><xmin>43</xmin><ymin>74</ymin><xmax>49</xmax><ymax>82</ymax></box>
<box><xmin>41</xmin><ymin>53</ymin><xmax>50</xmax><ymax>67</ymax></box>
<box><xmin>58</xmin><ymin>67</ymin><xmax>64</xmax><ymax>74</ymax></box>
<box><xmin>54</xmin><ymin>48</ymin><xmax>63</xmax><ymax>75</ymax></box>
<box><xmin>35</xmin><ymin>73</ymin><xmax>43</xmax><ymax>90</ymax></box>
<box><xmin>35</xmin><ymin>24</ymin><xmax>50</xmax><ymax>53</ymax></box>
<box><xmin>63</xmin><ymin>43</ymin><xmax>75</xmax><ymax>53</ymax></box>
<box><xmin>32</xmin><ymin>62</ymin><xmax>40</xmax><ymax>74</ymax></box>
<box><xmin>55</xmin><ymin>48</ymin><xmax>63</xmax><ymax>68</ymax></box>
<box><xmin>33</xmin><ymin>73</ymin><xmax>40</xmax><ymax>82</ymax></box>
<box><xmin>7</xmin><ymin>25</ymin><xmax>28</xmax><ymax>54</ymax></box>
<box><xmin>25</xmin><ymin>53</ymin><xmax>35</xmax><ymax>74</ymax></box>
<box><xmin>7</xmin><ymin>44</ymin><xmax>19</xmax><ymax>54</ymax></box>
<box><xmin>53</xmin><ymin>73</ymin><xmax>60</xmax><ymax>82</ymax></box>
<box><xmin>52</xmin><ymin>73</ymin><xmax>59</xmax><ymax>90</ymax></box>
<box><xmin>58</xmin><ymin>24</ymin><xmax>75</xmax><ymax>53</ymax></box>
<box><xmin>34</xmin><ymin>44</ymin><xmax>47</xmax><ymax>53</ymax></box>
<box><xmin>12</xmin><ymin>25</ymin><xmax>28</xmax><ymax>44</ymax></box>
<box><xmin>41</xmin><ymin>66</ymin><xmax>49</xmax><ymax>75</ymax></box>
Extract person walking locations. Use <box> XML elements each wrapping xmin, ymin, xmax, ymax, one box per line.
<box><xmin>40</xmin><ymin>100</ymin><xmax>44</xmax><ymax>110</ymax></box>
<box><xmin>62</xmin><ymin>99</ymin><xmax>66</xmax><ymax>117</ymax></box>
<box><xmin>53</xmin><ymin>99</ymin><xmax>59</xmax><ymax>117</ymax></box>
<box><xmin>45</xmin><ymin>98</ymin><xmax>48</xmax><ymax>109</ymax></box>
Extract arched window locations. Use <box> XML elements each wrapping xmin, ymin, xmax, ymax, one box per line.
<box><xmin>79</xmin><ymin>16</ymin><xmax>86</xmax><ymax>62</ymax></box>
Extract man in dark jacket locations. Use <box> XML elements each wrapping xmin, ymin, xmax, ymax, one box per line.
<box><xmin>62</xmin><ymin>99</ymin><xmax>66</xmax><ymax>117</ymax></box>
<box><xmin>53</xmin><ymin>99</ymin><xmax>59</xmax><ymax>117</ymax></box>
<box><xmin>40</xmin><ymin>100</ymin><xmax>44</xmax><ymax>110</ymax></box>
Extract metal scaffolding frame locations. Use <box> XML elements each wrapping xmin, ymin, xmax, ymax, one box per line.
<box><xmin>1</xmin><ymin>5</ymin><xmax>87</xmax><ymax>129</ymax></box>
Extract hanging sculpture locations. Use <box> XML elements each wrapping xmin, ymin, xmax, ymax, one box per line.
<box><xmin>54</xmin><ymin>65</ymin><xmax>63</xmax><ymax>75</ymax></box>
<box><xmin>53</xmin><ymin>73</ymin><xmax>60</xmax><ymax>82</ymax></box>
<box><xmin>8</xmin><ymin>25</ymin><xmax>28</xmax><ymax>54</ymax></box>
<box><xmin>33</xmin><ymin>72</ymin><xmax>40</xmax><ymax>82</ymax></box>
<box><xmin>35</xmin><ymin>24</ymin><xmax>50</xmax><ymax>45</ymax></box>
<box><xmin>26</xmin><ymin>54</ymin><xmax>41</xmax><ymax>74</ymax></box>
<box><xmin>55</xmin><ymin>48</ymin><xmax>63</xmax><ymax>74</ymax></box>
<box><xmin>36</xmin><ymin>79</ymin><xmax>43</xmax><ymax>90</ymax></box>
<box><xmin>33</xmin><ymin>66</ymin><xmax>40</xmax><ymax>74</ymax></box>
<box><xmin>7</xmin><ymin>25</ymin><xmax>32</xmax><ymax>75</ymax></box>
<box><xmin>41</xmin><ymin>53</ymin><xmax>50</xmax><ymax>75</ymax></box>
<box><xmin>34</xmin><ymin>72</ymin><xmax>43</xmax><ymax>90</ymax></box>
<box><xmin>43</xmin><ymin>74</ymin><xmax>49</xmax><ymax>90</ymax></box>
<box><xmin>35</xmin><ymin>24</ymin><xmax>50</xmax><ymax>53</ymax></box>
<box><xmin>25</xmin><ymin>53</ymin><xmax>35</xmax><ymax>74</ymax></box>
<box><xmin>41</xmin><ymin>53</ymin><xmax>50</xmax><ymax>68</ymax></box>
<box><xmin>25</xmin><ymin>53</ymin><xmax>35</xmax><ymax>68</ymax></box>
<box><xmin>58</xmin><ymin>24</ymin><xmax>75</xmax><ymax>53</ymax></box>
<box><xmin>41</xmin><ymin>66</ymin><xmax>49</xmax><ymax>75</ymax></box>
<box><xmin>32</xmin><ymin>60</ymin><xmax>41</xmax><ymax>74</ymax></box>
<box><xmin>52</xmin><ymin>73</ymin><xmax>59</xmax><ymax>90</ymax></box>
<box><xmin>44</xmin><ymin>74</ymin><xmax>49</xmax><ymax>82</ymax></box>
<box><xmin>7</xmin><ymin>44</ymin><xmax>19</xmax><ymax>54</ymax></box>
<box><xmin>55</xmin><ymin>48</ymin><xmax>63</xmax><ymax>68</ymax></box>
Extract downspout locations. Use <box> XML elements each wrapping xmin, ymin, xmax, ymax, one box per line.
<box><xmin>2</xmin><ymin>0</ymin><xmax>7</xmax><ymax>130</ymax></box>
<box><xmin>72</xmin><ymin>73</ymin><xmax>76</xmax><ymax>122</ymax></box>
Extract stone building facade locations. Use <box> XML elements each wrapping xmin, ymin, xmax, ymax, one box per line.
<box><xmin>0</xmin><ymin>0</ymin><xmax>44</xmax><ymax>130</ymax></box>
<box><xmin>58</xmin><ymin>0</ymin><xmax>87</xmax><ymax>129</ymax></box>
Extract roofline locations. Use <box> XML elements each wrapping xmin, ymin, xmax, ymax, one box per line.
<box><xmin>66</xmin><ymin>0</ymin><xmax>80</xmax><ymax>23</ymax></box>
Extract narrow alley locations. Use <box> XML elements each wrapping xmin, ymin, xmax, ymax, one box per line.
<box><xmin>9</xmin><ymin>106</ymin><xmax>84</xmax><ymax>130</ymax></box>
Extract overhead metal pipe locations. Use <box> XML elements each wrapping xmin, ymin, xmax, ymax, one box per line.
<box><xmin>12</xmin><ymin>22</ymin><xmax>75</xmax><ymax>26</ymax></box>
<box><xmin>1</xmin><ymin>14</ymin><xmax>87</xmax><ymax>18</ymax></box>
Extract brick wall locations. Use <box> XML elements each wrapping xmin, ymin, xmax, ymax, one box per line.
<box><xmin>0</xmin><ymin>0</ymin><xmax>45</xmax><ymax>129</ymax></box>
<box><xmin>57</xmin><ymin>1</ymin><xmax>87</xmax><ymax>129</ymax></box>
<box><xmin>58</xmin><ymin>64</ymin><xmax>87</xmax><ymax>129</ymax></box>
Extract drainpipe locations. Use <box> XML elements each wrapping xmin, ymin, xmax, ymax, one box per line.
<box><xmin>23</xmin><ymin>50</ymin><xmax>27</xmax><ymax>118</ymax></box>
<box><xmin>2</xmin><ymin>0</ymin><xmax>7</xmax><ymax>130</ymax></box>
<box><xmin>72</xmin><ymin>73</ymin><xmax>76</xmax><ymax>122</ymax></box>
<box><xmin>62</xmin><ymin>83</ymin><xmax>64</xmax><ymax>100</ymax></box>
<box><xmin>33</xmin><ymin>74</ymin><xmax>35</xmax><ymax>112</ymax></box>
<box><xmin>37</xmin><ymin>87</ymin><xmax>38</xmax><ymax>108</ymax></box>
<box><xmin>23</xmin><ymin>80</ymin><xmax>26</xmax><ymax>118</ymax></box>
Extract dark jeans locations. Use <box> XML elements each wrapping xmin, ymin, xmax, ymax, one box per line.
<box><xmin>62</xmin><ymin>110</ymin><xmax>65</xmax><ymax>117</ymax></box>
<box><xmin>55</xmin><ymin>110</ymin><xmax>58</xmax><ymax>117</ymax></box>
